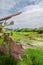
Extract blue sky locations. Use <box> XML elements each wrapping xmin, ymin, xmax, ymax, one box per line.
<box><xmin>0</xmin><ymin>0</ymin><xmax>43</xmax><ymax>28</ymax></box>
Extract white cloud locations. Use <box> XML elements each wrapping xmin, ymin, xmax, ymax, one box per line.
<box><xmin>6</xmin><ymin>0</ymin><xmax>43</xmax><ymax>28</ymax></box>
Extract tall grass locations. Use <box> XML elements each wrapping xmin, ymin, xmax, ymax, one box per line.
<box><xmin>0</xmin><ymin>52</ymin><xmax>17</xmax><ymax>65</ymax></box>
<box><xmin>0</xmin><ymin>47</ymin><xmax>43</xmax><ymax>65</ymax></box>
<box><xmin>17</xmin><ymin>48</ymin><xmax>43</xmax><ymax>65</ymax></box>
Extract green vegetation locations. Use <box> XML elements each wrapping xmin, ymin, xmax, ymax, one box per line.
<box><xmin>18</xmin><ymin>48</ymin><xmax>43</xmax><ymax>65</ymax></box>
<box><xmin>14</xmin><ymin>28</ymin><xmax>37</xmax><ymax>32</ymax></box>
<box><xmin>0</xmin><ymin>52</ymin><xmax>17</xmax><ymax>65</ymax></box>
<box><xmin>0</xmin><ymin>48</ymin><xmax>43</xmax><ymax>65</ymax></box>
<box><xmin>0</xmin><ymin>27</ymin><xmax>43</xmax><ymax>65</ymax></box>
<box><xmin>10</xmin><ymin>31</ymin><xmax>43</xmax><ymax>43</ymax></box>
<box><xmin>14</xmin><ymin>26</ymin><xmax>43</xmax><ymax>32</ymax></box>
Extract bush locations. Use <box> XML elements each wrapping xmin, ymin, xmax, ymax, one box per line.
<box><xmin>14</xmin><ymin>28</ymin><xmax>37</xmax><ymax>32</ymax></box>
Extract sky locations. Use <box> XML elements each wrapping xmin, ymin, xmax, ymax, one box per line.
<box><xmin>0</xmin><ymin>0</ymin><xmax>43</xmax><ymax>28</ymax></box>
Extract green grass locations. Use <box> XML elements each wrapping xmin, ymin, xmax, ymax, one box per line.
<box><xmin>0</xmin><ymin>52</ymin><xmax>17</xmax><ymax>65</ymax></box>
<box><xmin>0</xmin><ymin>28</ymin><xmax>43</xmax><ymax>65</ymax></box>
<box><xmin>10</xmin><ymin>31</ymin><xmax>43</xmax><ymax>43</ymax></box>
<box><xmin>0</xmin><ymin>30</ymin><xmax>43</xmax><ymax>43</ymax></box>
<box><xmin>3</xmin><ymin>28</ymin><xmax>43</xmax><ymax>40</ymax></box>
<box><xmin>17</xmin><ymin>48</ymin><xmax>43</xmax><ymax>65</ymax></box>
<box><xmin>0</xmin><ymin>48</ymin><xmax>43</xmax><ymax>65</ymax></box>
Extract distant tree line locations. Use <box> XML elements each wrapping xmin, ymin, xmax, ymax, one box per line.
<box><xmin>14</xmin><ymin>27</ymin><xmax>43</xmax><ymax>34</ymax></box>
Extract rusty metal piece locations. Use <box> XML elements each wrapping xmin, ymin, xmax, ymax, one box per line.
<box><xmin>0</xmin><ymin>28</ymin><xmax>2</xmax><ymax>33</ymax></box>
<box><xmin>0</xmin><ymin>34</ymin><xmax>24</xmax><ymax>60</ymax></box>
<box><xmin>10</xmin><ymin>38</ymin><xmax>24</xmax><ymax>60</ymax></box>
<box><xmin>0</xmin><ymin>12</ymin><xmax>22</xmax><ymax>21</ymax></box>
<box><xmin>4</xmin><ymin>33</ymin><xmax>10</xmax><ymax>42</ymax></box>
